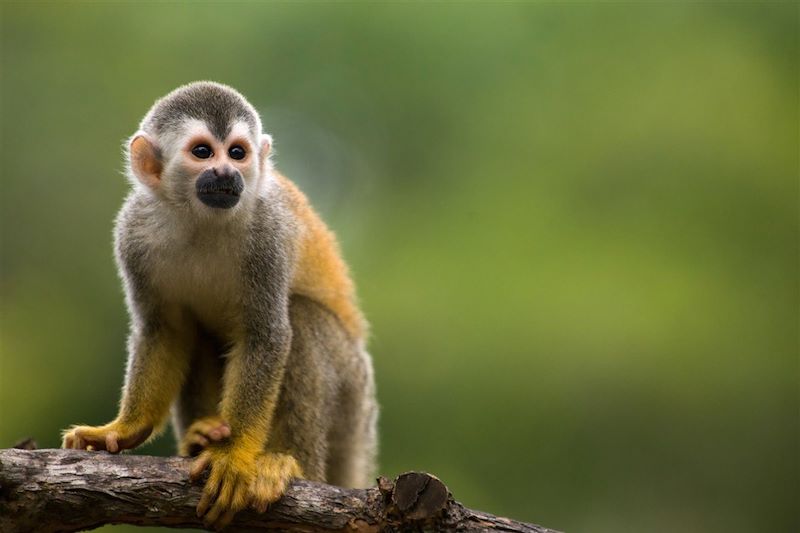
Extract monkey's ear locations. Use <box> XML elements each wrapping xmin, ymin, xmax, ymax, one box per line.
<box><xmin>260</xmin><ymin>133</ymin><xmax>272</xmax><ymax>157</ymax></box>
<box><xmin>129</xmin><ymin>133</ymin><xmax>162</xmax><ymax>189</ymax></box>
<box><xmin>260</xmin><ymin>133</ymin><xmax>273</xmax><ymax>173</ymax></box>
<box><xmin>260</xmin><ymin>133</ymin><xmax>273</xmax><ymax>156</ymax></box>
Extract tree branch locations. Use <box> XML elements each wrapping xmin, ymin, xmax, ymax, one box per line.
<box><xmin>0</xmin><ymin>449</ymin><xmax>558</xmax><ymax>532</ymax></box>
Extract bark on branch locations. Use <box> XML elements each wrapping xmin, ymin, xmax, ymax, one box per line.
<box><xmin>0</xmin><ymin>449</ymin><xmax>558</xmax><ymax>532</ymax></box>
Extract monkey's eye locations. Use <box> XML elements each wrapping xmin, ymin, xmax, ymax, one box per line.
<box><xmin>191</xmin><ymin>145</ymin><xmax>213</xmax><ymax>159</ymax></box>
<box><xmin>228</xmin><ymin>146</ymin><xmax>246</xmax><ymax>160</ymax></box>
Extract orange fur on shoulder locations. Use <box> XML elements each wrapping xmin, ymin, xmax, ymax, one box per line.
<box><xmin>277</xmin><ymin>174</ymin><xmax>366</xmax><ymax>340</ymax></box>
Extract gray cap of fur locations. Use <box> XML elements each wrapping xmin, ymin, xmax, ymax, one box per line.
<box><xmin>139</xmin><ymin>81</ymin><xmax>262</xmax><ymax>141</ymax></box>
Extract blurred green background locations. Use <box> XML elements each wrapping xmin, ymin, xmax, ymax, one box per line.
<box><xmin>1</xmin><ymin>3</ymin><xmax>797</xmax><ymax>532</ymax></box>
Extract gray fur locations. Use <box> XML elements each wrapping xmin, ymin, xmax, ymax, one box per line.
<box><xmin>273</xmin><ymin>294</ymin><xmax>376</xmax><ymax>485</ymax></box>
<box><xmin>115</xmin><ymin>82</ymin><xmax>377</xmax><ymax>488</ymax></box>
<box><xmin>141</xmin><ymin>81</ymin><xmax>261</xmax><ymax>141</ymax></box>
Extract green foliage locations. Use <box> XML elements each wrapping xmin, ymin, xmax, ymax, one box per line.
<box><xmin>0</xmin><ymin>3</ymin><xmax>796</xmax><ymax>532</ymax></box>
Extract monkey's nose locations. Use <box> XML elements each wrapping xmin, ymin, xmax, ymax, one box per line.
<box><xmin>196</xmin><ymin>167</ymin><xmax>244</xmax><ymax>209</ymax></box>
<box><xmin>213</xmin><ymin>165</ymin><xmax>238</xmax><ymax>179</ymax></box>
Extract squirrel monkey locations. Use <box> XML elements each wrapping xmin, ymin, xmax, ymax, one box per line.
<box><xmin>62</xmin><ymin>81</ymin><xmax>378</xmax><ymax>529</ymax></box>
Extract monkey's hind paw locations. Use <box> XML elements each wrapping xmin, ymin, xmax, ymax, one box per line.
<box><xmin>249</xmin><ymin>452</ymin><xmax>304</xmax><ymax>513</ymax></box>
<box><xmin>179</xmin><ymin>415</ymin><xmax>231</xmax><ymax>457</ymax></box>
<box><xmin>61</xmin><ymin>422</ymin><xmax>152</xmax><ymax>453</ymax></box>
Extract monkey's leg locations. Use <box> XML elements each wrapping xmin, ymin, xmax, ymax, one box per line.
<box><xmin>325</xmin><ymin>345</ymin><xmax>378</xmax><ymax>488</ymax></box>
<box><xmin>172</xmin><ymin>329</ymin><xmax>227</xmax><ymax>457</ymax></box>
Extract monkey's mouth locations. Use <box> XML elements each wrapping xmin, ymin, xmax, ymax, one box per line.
<box><xmin>196</xmin><ymin>170</ymin><xmax>244</xmax><ymax>209</ymax></box>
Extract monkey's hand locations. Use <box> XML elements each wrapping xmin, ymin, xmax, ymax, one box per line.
<box><xmin>179</xmin><ymin>415</ymin><xmax>231</xmax><ymax>457</ymax></box>
<box><xmin>61</xmin><ymin>420</ymin><xmax>153</xmax><ymax>453</ymax></box>
<box><xmin>190</xmin><ymin>443</ymin><xmax>258</xmax><ymax>529</ymax></box>
<box><xmin>190</xmin><ymin>445</ymin><xmax>303</xmax><ymax>529</ymax></box>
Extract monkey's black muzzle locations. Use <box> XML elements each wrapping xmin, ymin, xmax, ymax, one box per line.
<box><xmin>196</xmin><ymin>168</ymin><xmax>244</xmax><ymax>209</ymax></box>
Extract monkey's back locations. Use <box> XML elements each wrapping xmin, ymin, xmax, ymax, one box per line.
<box><xmin>277</xmin><ymin>174</ymin><xmax>367</xmax><ymax>341</ymax></box>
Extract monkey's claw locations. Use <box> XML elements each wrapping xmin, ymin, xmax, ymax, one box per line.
<box><xmin>61</xmin><ymin>422</ymin><xmax>152</xmax><ymax>453</ymax></box>
<box><xmin>179</xmin><ymin>415</ymin><xmax>231</xmax><ymax>457</ymax></box>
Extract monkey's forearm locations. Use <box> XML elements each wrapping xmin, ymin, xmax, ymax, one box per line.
<box><xmin>62</xmin><ymin>329</ymin><xmax>191</xmax><ymax>453</ymax></box>
<box><xmin>219</xmin><ymin>330</ymin><xmax>291</xmax><ymax>454</ymax></box>
<box><xmin>117</xmin><ymin>331</ymin><xmax>191</xmax><ymax>431</ymax></box>
<box><xmin>220</xmin><ymin>235</ymin><xmax>295</xmax><ymax>455</ymax></box>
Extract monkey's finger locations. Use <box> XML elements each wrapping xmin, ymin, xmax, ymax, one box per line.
<box><xmin>190</xmin><ymin>420</ymin><xmax>230</xmax><ymax>442</ymax></box>
<box><xmin>251</xmin><ymin>491</ymin><xmax>271</xmax><ymax>514</ymax></box>
<box><xmin>73</xmin><ymin>428</ymin><xmax>108</xmax><ymax>451</ymax></box>
<box><xmin>105</xmin><ymin>432</ymin><xmax>120</xmax><ymax>453</ymax></box>
<box><xmin>209</xmin><ymin>479</ymin><xmax>248</xmax><ymax>530</ymax></box>
<box><xmin>250</xmin><ymin>476</ymin><xmax>274</xmax><ymax>512</ymax></box>
<box><xmin>203</xmin><ymin>479</ymin><xmax>234</xmax><ymax>526</ymax></box>
<box><xmin>196</xmin><ymin>482</ymin><xmax>217</xmax><ymax>518</ymax></box>
<box><xmin>196</xmin><ymin>461</ymin><xmax>223</xmax><ymax>517</ymax></box>
<box><xmin>216</xmin><ymin>508</ymin><xmax>237</xmax><ymax>530</ymax></box>
<box><xmin>189</xmin><ymin>418</ymin><xmax>217</xmax><ymax>434</ymax></box>
<box><xmin>63</xmin><ymin>428</ymin><xmax>86</xmax><ymax>449</ymax></box>
<box><xmin>186</xmin><ymin>433</ymin><xmax>210</xmax><ymax>447</ymax></box>
<box><xmin>203</xmin><ymin>502</ymin><xmax>223</xmax><ymax>527</ymax></box>
<box><xmin>190</xmin><ymin>451</ymin><xmax>212</xmax><ymax>482</ymax></box>
<box><xmin>184</xmin><ymin>434</ymin><xmax>210</xmax><ymax>457</ymax></box>
<box><xmin>207</xmin><ymin>423</ymin><xmax>231</xmax><ymax>441</ymax></box>
<box><xmin>197</xmin><ymin>495</ymin><xmax>212</xmax><ymax>519</ymax></box>
<box><xmin>250</xmin><ymin>473</ymin><xmax>287</xmax><ymax>511</ymax></box>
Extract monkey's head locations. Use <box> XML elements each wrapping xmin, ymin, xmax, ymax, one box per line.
<box><xmin>126</xmin><ymin>81</ymin><xmax>272</xmax><ymax>216</ymax></box>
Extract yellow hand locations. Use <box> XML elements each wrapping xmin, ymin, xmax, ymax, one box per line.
<box><xmin>179</xmin><ymin>415</ymin><xmax>231</xmax><ymax>457</ymax></box>
<box><xmin>190</xmin><ymin>445</ymin><xmax>304</xmax><ymax>529</ymax></box>
<box><xmin>62</xmin><ymin>420</ymin><xmax>152</xmax><ymax>453</ymax></box>
<box><xmin>191</xmin><ymin>444</ymin><xmax>257</xmax><ymax>529</ymax></box>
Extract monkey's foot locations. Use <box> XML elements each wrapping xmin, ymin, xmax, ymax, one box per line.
<box><xmin>61</xmin><ymin>421</ymin><xmax>152</xmax><ymax>453</ymax></box>
<box><xmin>249</xmin><ymin>452</ymin><xmax>304</xmax><ymax>513</ymax></box>
<box><xmin>179</xmin><ymin>416</ymin><xmax>231</xmax><ymax>457</ymax></box>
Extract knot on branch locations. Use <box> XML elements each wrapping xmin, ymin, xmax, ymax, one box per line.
<box><xmin>379</xmin><ymin>471</ymin><xmax>450</xmax><ymax>522</ymax></box>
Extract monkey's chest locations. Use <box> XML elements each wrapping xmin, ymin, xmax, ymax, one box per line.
<box><xmin>151</xmin><ymin>244</ymin><xmax>243</xmax><ymax>336</ymax></box>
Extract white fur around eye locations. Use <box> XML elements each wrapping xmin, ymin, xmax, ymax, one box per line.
<box><xmin>149</xmin><ymin>119</ymin><xmax>213</xmax><ymax>165</ymax></box>
<box><xmin>227</xmin><ymin>122</ymin><xmax>252</xmax><ymax>145</ymax></box>
<box><xmin>178</xmin><ymin>119</ymin><xmax>214</xmax><ymax>152</ymax></box>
